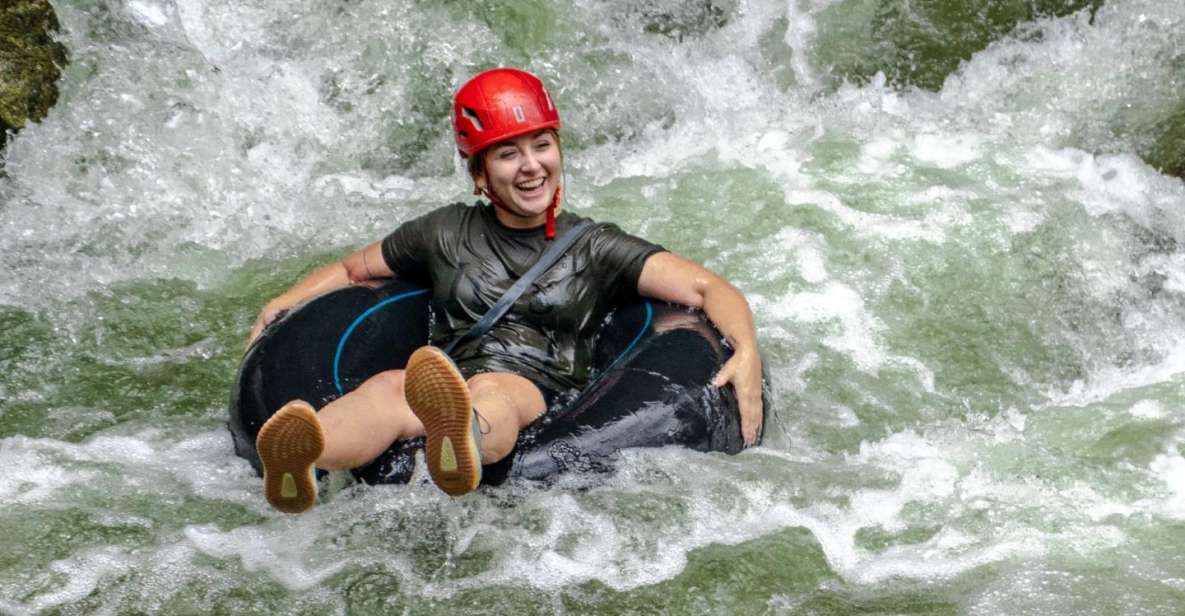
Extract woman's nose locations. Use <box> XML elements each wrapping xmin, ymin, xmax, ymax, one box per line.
<box><xmin>519</xmin><ymin>150</ymin><xmax>541</xmax><ymax>172</ymax></box>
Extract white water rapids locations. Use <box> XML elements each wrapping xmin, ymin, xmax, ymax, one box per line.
<box><xmin>1</xmin><ymin>0</ymin><xmax>1184</xmax><ymax>613</ymax></box>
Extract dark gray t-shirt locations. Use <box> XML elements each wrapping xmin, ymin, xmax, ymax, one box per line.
<box><xmin>381</xmin><ymin>202</ymin><xmax>665</xmax><ymax>393</ymax></box>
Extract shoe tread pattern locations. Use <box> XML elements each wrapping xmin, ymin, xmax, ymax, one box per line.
<box><xmin>405</xmin><ymin>347</ymin><xmax>480</xmax><ymax>496</ymax></box>
<box><xmin>257</xmin><ymin>401</ymin><xmax>324</xmax><ymax>513</ymax></box>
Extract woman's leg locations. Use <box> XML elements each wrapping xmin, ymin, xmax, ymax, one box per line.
<box><xmin>256</xmin><ymin>368</ymin><xmax>423</xmax><ymax>513</ymax></box>
<box><xmin>258</xmin><ymin>347</ymin><xmax>549</xmax><ymax>508</ymax></box>
<box><xmin>315</xmin><ymin>369</ymin><xmax>423</xmax><ymax>470</ymax></box>
<box><xmin>466</xmin><ymin>372</ymin><xmax>546</xmax><ymax>463</ymax></box>
<box><xmin>404</xmin><ymin>346</ymin><xmax>547</xmax><ymax>496</ymax></box>
<box><xmin>319</xmin><ymin>367</ymin><xmax>545</xmax><ymax>468</ymax></box>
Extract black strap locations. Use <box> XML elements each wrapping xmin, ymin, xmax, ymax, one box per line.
<box><xmin>443</xmin><ymin>221</ymin><xmax>598</xmax><ymax>356</ymax></box>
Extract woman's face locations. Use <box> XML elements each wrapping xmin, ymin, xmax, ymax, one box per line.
<box><xmin>476</xmin><ymin>130</ymin><xmax>561</xmax><ymax>226</ymax></box>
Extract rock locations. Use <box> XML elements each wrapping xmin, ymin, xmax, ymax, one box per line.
<box><xmin>813</xmin><ymin>0</ymin><xmax>1103</xmax><ymax>91</ymax></box>
<box><xmin>603</xmin><ymin>0</ymin><xmax>733</xmax><ymax>42</ymax></box>
<box><xmin>0</xmin><ymin>0</ymin><xmax>68</xmax><ymax>151</ymax></box>
<box><xmin>638</xmin><ymin>0</ymin><xmax>733</xmax><ymax>41</ymax></box>
<box><xmin>1144</xmin><ymin>103</ymin><xmax>1185</xmax><ymax>181</ymax></box>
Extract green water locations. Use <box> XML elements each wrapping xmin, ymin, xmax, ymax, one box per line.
<box><xmin>2</xmin><ymin>0</ymin><xmax>1185</xmax><ymax>613</ymax></box>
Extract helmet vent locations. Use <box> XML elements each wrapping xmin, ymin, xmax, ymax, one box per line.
<box><xmin>461</xmin><ymin>107</ymin><xmax>484</xmax><ymax>132</ymax></box>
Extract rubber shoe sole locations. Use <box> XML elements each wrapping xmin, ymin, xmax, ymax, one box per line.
<box><xmin>256</xmin><ymin>400</ymin><xmax>324</xmax><ymax>513</ymax></box>
<box><xmin>404</xmin><ymin>346</ymin><xmax>482</xmax><ymax>496</ymax></box>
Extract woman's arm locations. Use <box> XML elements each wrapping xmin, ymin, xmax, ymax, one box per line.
<box><xmin>247</xmin><ymin>240</ymin><xmax>393</xmax><ymax>345</ymax></box>
<box><xmin>636</xmin><ymin>251</ymin><xmax>764</xmax><ymax>445</ymax></box>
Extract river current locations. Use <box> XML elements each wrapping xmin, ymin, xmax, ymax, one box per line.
<box><xmin>2</xmin><ymin>0</ymin><xmax>1184</xmax><ymax>613</ymax></box>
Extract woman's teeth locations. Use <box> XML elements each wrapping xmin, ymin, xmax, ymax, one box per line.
<box><xmin>516</xmin><ymin>178</ymin><xmax>545</xmax><ymax>191</ymax></box>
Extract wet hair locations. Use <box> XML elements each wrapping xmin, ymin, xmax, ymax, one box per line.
<box><xmin>466</xmin><ymin>152</ymin><xmax>484</xmax><ymax>180</ymax></box>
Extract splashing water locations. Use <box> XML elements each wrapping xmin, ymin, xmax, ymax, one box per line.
<box><xmin>2</xmin><ymin>0</ymin><xmax>1184</xmax><ymax>613</ymax></box>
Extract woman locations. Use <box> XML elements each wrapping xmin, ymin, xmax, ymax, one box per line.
<box><xmin>249</xmin><ymin>68</ymin><xmax>763</xmax><ymax>513</ymax></box>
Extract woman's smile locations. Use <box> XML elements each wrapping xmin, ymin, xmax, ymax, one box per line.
<box><xmin>480</xmin><ymin>129</ymin><xmax>561</xmax><ymax>227</ymax></box>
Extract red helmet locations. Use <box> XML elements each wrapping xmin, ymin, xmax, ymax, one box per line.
<box><xmin>451</xmin><ymin>68</ymin><xmax>561</xmax><ymax>158</ymax></box>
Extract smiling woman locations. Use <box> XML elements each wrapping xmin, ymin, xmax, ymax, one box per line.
<box><xmin>247</xmin><ymin>67</ymin><xmax>764</xmax><ymax>513</ymax></box>
<box><xmin>456</xmin><ymin>68</ymin><xmax>565</xmax><ymax>237</ymax></box>
<box><xmin>473</xmin><ymin>129</ymin><xmax>562</xmax><ymax>229</ymax></box>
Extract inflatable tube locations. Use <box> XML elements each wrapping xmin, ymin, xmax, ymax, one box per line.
<box><xmin>228</xmin><ymin>279</ymin><xmax>767</xmax><ymax>485</ymax></box>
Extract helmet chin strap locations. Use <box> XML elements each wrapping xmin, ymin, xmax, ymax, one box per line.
<box><xmin>545</xmin><ymin>185</ymin><xmax>561</xmax><ymax>240</ymax></box>
<box><xmin>477</xmin><ymin>183</ymin><xmax>562</xmax><ymax>241</ymax></box>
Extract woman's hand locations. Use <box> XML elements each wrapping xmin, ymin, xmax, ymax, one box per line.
<box><xmin>247</xmin><ymin>301</ymin><xmax>292</xmax><ymax>348</ymax></box>
<box><xmin>637</xmin><ymin>251</ymin><xmax>765</xmax><ymax>447</ymax></box>
<box><xmin>712</xmin><ymin>348</ymin><xmax>764</xmax><ymax>446</ymax></box>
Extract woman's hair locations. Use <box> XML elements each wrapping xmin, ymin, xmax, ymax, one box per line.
<box><xmin>466</xmin><ymin>152</ymin><xmax>484</xmax><ymax>180</ymax></box>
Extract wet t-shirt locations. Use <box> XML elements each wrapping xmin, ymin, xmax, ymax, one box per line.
<box><xmin>381</xmin><ymin>202</ymin><xmax>666</xmax><ymax>394</ymax></box>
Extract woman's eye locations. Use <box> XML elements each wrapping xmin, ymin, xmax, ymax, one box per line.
<box><xmin>498</xmin><ymin>150</ymin><xmax>516</xmax><ymax>159</ymax></box>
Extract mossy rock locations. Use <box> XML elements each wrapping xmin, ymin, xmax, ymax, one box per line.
<box><xmin>638</xmin><ymin>0</ymin><xmax>734</xmax><ymax>41</ymax></box>
<box><xmin>0</xmin><ymin>0</ymin><xmax>68</xmax><ymax>149</ymax></box>
<box><xmin>1144</xmin><ymin>103</ymin><xmax>1185</xmax><ymax>180</ymax></box>
<box><xmin>814</xmin><ymin>0</ymin><xmax>1103</xmax><ymax>91</ymax></box>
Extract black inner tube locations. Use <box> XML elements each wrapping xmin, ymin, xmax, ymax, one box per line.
<box><xmin>228</xmin><ymin>279</ymin><xmax>768</xmax><ymax>486</ymax></box>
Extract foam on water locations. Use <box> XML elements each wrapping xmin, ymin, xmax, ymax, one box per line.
<box><xmin>0</xmin><ymin>429</ymin><xmax>257</xmax><ymax>507</ymax></box>
<box><xmin>184</xmin><ymin>524</ymin><xmax>350</xmax><ymax>591</ymax></box>
<box><xmin>0</xmin><ymin>440</ymin><xmax>98</xmax><ymax>505</ymax></box>
<box><xmin>770</xmin><ymin>281</ymin><xmax>886</xmax><ymax>372</ymax></box>
<box><xmin>1147</xmin><ymin>453</ymin><xmax>1185</xmax><ymax>520</ymax></box>
<box><xmin>3</xmin><ymin>0</ymin><xmax>1185</xmax><ymax>611</ymax></box>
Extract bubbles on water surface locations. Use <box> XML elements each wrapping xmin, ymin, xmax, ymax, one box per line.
<box><xmin>1</xmin><ymin>0</ymin><xmax>1185</xmax><ymax>612</ymax></box>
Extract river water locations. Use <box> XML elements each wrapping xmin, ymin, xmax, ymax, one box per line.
<box><xmin>2</xmin><ymin>0</ymin><xmax>1184</xmax><ymax>613</ymax></box>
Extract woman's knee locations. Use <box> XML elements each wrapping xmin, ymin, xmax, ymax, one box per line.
<box><xmin>362</xmin><ymin>369</ymin><xmax>406</xmax><ymax>398</ymax></box>
<box><xmin>466</xmin><ymin>373</ymin><xmax>502</xmax><ymax>396</ymax></box>
<box><xmin>322</xmin><ymin>369</ymin><xmax>409</xmax><ymax>426</ymax></box>
<box><xmin>467</xmin><ymin>372</ymin><xmax>545</xmax><ymax>419</ymax></box>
